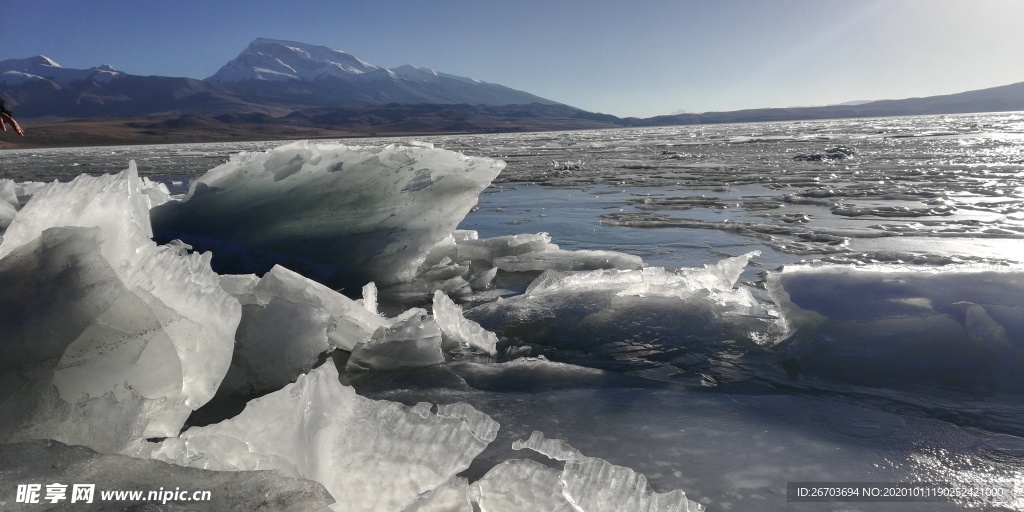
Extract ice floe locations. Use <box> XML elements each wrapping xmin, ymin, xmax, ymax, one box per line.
<box><xmin>151</xmin><ymin>141</ymin><xmax>506</xmax><ymax>287</ymax></box>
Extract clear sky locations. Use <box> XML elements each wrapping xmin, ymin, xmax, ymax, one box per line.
<box><xmin>3</xmin><ymin>0</ymin><xmax>1023</xmax><ymax>118</ymax></box>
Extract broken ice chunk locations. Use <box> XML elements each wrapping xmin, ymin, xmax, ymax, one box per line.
<box><xmin>255</xmin><ymin>265</ymin><xmax>387</xmax><ymax>351</ymax></box>
<box><xmin>513</xmin><ymin>431</ymin><xmax>704</xmax><ymax>512</ymax></box>
<box><xmin>154</xmin><ymin>361</ymin><xmax>498</xmax><ymax>512</ymax></box>
<box><xmin>470</xmin><ymin>459</ymin><xmax>572</xmax><ymax>512</ymax></box>
<box><xmin>151</xmin><ymin>141</ymin><xmax>505</xmax><ymax>287</ymax></box>
<box><xmin>2</xmin><ymin>439</ymin><xmax>335</xmax><ymax>511</ymax></box>
<box><xmin>347</xmin><ymin>311</ymin><xmax>445</xmax><ymax>371</ymax></box>
<box><xmin>493</xmin><ymin>248</ymin><xmax>644</xmax><ymax>272</ymax></box>
<box><xmin>454</xmin><ymin>232</ymin><xmax>556</xmax><ymax>263</ymax></box>
<box><xmin>0</xmin><ymin>162</ymin><xmax>152</xmax><ymax>264</ymax></box>
<box><xmin>469</xmin><ymin>267</ymin><xmax>498</xmax><ymax>290</ymax></box>
<box><xmin>0</xmin><ymin>164</ymin><xmax>239</xmax><ymax>452</ymax></box>
<box><xmin>0</xmin><ymin>178</ymin><xmax>18</xmax><ymax>206</ymax></box>
<box><xmin>401</xmin><ymin>476</ymin><xmax>472</xmax><ymax>512</ymax></box>
<box><xmin>0</xmin><ymin>226</ymin><xmax>239</xmax><ymax>452</ymax></box>
<box><xmin>361</xmin><ymin>281</ymin><xmax>379</xmax><ymax>315</ymax></box>
<box><xmin>433</xmin><ymin>290</ymin><xmax>499</xmax><ymax>355</ymax></box>
<box><xmin>219</xmin><ymin>273</ymin><xmax>261</xmax><ymax>305</ymax></box>
<box><xmin>233</xmin><ymin>298</ymin><xmax>332</xmax><ymax>392</ymax></box>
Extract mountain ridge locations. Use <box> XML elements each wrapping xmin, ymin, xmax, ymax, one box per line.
<box><xmin>2</xmin><ymin>38</ymin><xmax>1023</xmax><ymax>148</ymax></box>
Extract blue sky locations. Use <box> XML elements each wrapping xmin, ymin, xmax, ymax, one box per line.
<box><xmin>3</xmin><ymin>0</ymin><xmax>1023</xmax><ymax>117</ymax></box>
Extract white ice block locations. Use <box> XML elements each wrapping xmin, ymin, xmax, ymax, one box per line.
<box><xmin>0</xmin><ymin>164</ymin><xmax>239</xmax><ymax>453</ymax></box>
<box><xmin>154</xmin><ymin>361</ymin><xmax>499</xmax><ymax>512</ymax></box>
<box><xmin>432</xmin><ymin>290</ymin><xmax>498</xmax><ymax>355</ymax></box>
<box><xmin>470</xmin><ymin>459</ymin><xmax>571</xmax><ymax>512</ymax></box>
<box><xmin>347</xmin><ymin>311</ymin><xmax>445</xmax><ymax>371</ymax></box>
<box><xmin>151</xmin><ymin>141</ymin><xmax>505</xmax><ymax>286</ymax></box>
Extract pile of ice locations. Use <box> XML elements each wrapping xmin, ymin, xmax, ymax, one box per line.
<box><xmin>0</xmin><ymin>142</ymin><xmax>705</xmax><ymax>511</ymax></box>
<box><xmin>384</xmin><ymin>229</ymin><xmax>645</xmax><ymax>303</ymax></box>
<box><xmin>467</xmin><ymin>251</ymin><xmax>784</xmax><ymax>376</ymax></box>
<box><xmin>150</xmin><ymin>140</ymin><xmax>506</xmax><ymax>287</ymax></box>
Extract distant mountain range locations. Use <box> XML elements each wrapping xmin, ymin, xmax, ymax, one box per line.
<box><xmin>2</xmin><ymin>38</ymin><xmax>1023</xmax><ymax>147</ymax></box>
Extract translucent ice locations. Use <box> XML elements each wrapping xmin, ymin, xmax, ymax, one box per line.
<box><xmin>154</xmin><ymin>361</ymin><xmax>499</xmax><ymax>512</ymax></box>
<box><xmin>151</xmin><ymin>141</ymin><xmax>505</xmax><ymax>287</ymax></box>
<box><xmin>255</xmin><ymin>265</ymin><xmax>388</xmax><ymax>351</ymax></box>
<box><xmin>347</xmin><ymin>310</ymin><xmax>445</xmax><ymax>371</ymax></box>
<box><xmin>467</xmin><ymin>253</ymin><xmax>783</xmax><ymax>380</ymax></box>
<box><xmin>401</xmin><ymin>476</ymin><xmax>472</xmax><ymax>512</ymax></box>
<box><xmin>453</xmin><ymin>232</ymin><xmax>556</xmax><ymax>264</ymax></box>
<box><xmin>493</xmin><ymin>248</ymin><xmax>644</xmax><ymax>272</ymax></box>
<box><xmin>470</xmin><ymin>459</ymin><xmax>571</xmax><ymax>512</ymax></box>
<box><xmin>0</xmin><ymin>162</ymin><xmax>153</xmax><ymax>263</ymax></box>
<box><xmin>432</xmin><ymin>290</ymin><xmax>499</xmax><ymax>355</ymax></box>
<box><xmin>0</xmin><ymin>439</ymin><xmax>335</xmax><ymax>511</ymax></box>
<box><xmin>767</xmin><ymin>265</ymin><xmax>1024</xmax><ymax>393</ymax></box>
<box><xmin>512</xmin><ymin>431</ymin><xmax>704</xmax><ymax>512</ymax></box>
<box><xmin>226</xmin><ymin>265</ymin><xmax>390</xmax><ymax>390</ymax></box>
<box><xmin>0</xmin><ymin>164</ymin><xmax>239</xmax><ymax>453</ymax></box>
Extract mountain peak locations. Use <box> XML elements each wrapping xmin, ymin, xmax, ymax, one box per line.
<box><xmin>0</xmin><ymin>55</ymin><xmax>122</xmax><ymax>86</ymax></box>
<box><xmin>208</xmin><ymin>38</ymin><xmax>379</xmax><ymax>84</ymax></box>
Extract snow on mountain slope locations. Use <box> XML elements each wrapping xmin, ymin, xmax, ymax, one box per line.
<box><xmin>0</xmin><ymin>56</ymin><xmax>123</xmax><ymax>87</ymax></box>
<box><xmin>207</xmin><ymin>38</ymin><xmax>380</xmax><ymax>83</ymax></box>
<box><xmin>206</xmin><ymin>38</ymin><xmax>559</xmax><ymax>106</ymax></box>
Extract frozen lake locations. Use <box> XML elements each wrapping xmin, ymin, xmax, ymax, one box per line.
<box><xmin>2</xmin><ymin>112</ymin><xmax>1023</xmax><ymax>510</ymax></box>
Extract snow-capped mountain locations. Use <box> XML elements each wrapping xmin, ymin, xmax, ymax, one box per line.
<box><xmin>207</xmin><ymin>38</ymin><xmax>557</xmax><ymax>106</ymax></box>
<box><xmin>0</xmin><ymin>56</ymin><xmax>123</xmax><ymax>87</ymax></box>
<box><xmin>208</xmin><ymin>38</ymin><xmax>379</xmax><ymax>83</ymax></box>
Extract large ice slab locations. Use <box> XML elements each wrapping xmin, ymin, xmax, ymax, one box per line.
<box><xmin>0</xmin><ymin>164</ymin><xmax>239</xmax><ymax>453</ymax></box>
<box><xmin>153</xmin><ymin>361</ymin><xmax>499</xmax><ymax>512</ymax></box>
<box><xmin>767</xmin><ymin>264</ymin><xmax>1024</xmax><ymax>394</ymax></box>
<box><xmin>151</xmin><ymin>141</ymin><xmax>505</xmax><ymax>287</ymax></box>
<box><xmin>0</xmin><ymin>440</ymin><xmax>334</xmax><ymax>511</ymax></box>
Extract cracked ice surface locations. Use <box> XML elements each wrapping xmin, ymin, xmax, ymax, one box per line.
<box><xmin>151</xmin><ymin>141</ymin><xmax>505</xmax><ymax>287</ymax></box>
<box><xmin>0</xmin><ymin>164</ymin><xmax>239</xmax><ymax>453</ymax></box>
<box><xmin>153</xmin><ymin>361</ymin><xmax>499</xmax><ymax>512</ymax></box>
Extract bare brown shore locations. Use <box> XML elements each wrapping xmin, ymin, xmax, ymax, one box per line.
<box><xmin>0</xmin><ymin>111</ymin><xmax>620</xmax><ymax>150</ymax></box>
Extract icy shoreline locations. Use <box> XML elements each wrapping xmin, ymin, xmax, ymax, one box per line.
<box><xmin>3</xmin><ymin>129</ymin><xmax>1023</xmax><ymax>511</ymax></box>
<box><xmin>0</xmin><ymin>141</ymin><xmax>706</xmax><ymax>511</ymax></box>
